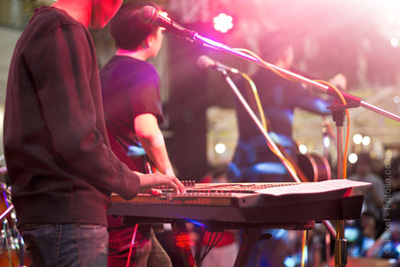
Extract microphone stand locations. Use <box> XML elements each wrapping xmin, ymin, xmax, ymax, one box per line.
<box><xmin>330</xmin><ymin>101</ymin><xmax>347</xmax><ymax>266</ymax></box>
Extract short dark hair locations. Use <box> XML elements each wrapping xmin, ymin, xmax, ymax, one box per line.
<box><xmin>110</xmin><ymin>1</ymin><xmax>160</xmax><ymax>51</ymax></box>
<box><xmin>258</xmin><ymin>30</ymin><xmax>292</xmax><ymax>63</ymax></box>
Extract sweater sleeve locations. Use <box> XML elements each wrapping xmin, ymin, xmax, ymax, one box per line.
<box><xmin>28</xmin><ymin>22</ymin><xmax>140</xmax><ymax>199</ymax></box>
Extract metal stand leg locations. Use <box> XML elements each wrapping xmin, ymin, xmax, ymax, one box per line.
<box><xmin>234</xmin><ymin>228</ymin><xmax>270</xmax><ymax>267</ymax></box>
<box><xmin>329</xmin><ymin>102</ymin><xmax>348</xmax><ymax>267</ymax></box>
<box><xmin>334</xmin><ymin>219</ymin><xmax>348</xmax><ymax>267</ymax></box>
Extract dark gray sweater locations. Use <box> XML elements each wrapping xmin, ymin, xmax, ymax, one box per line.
<box><xmin>4</xmin><ymin>6</ymin><xmax>140</xmax><ymax>226</ymax></box>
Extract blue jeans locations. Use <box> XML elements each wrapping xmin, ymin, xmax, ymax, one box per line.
<box><xmin>20</xmin><ymin>223</ymin><xmax>108</xmax><ymax>267</ymax></box>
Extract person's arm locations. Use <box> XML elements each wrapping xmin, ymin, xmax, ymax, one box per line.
<box><xmin>365</xmin><ymin>231</ymin><xmax>390</xmax><ymax>258</ymax></box>
<box><xmin>135</xmin><ymin>113</ymin><xmax>176</xmax><ymax>177</ymax></box>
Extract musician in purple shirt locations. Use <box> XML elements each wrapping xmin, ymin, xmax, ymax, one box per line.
<box><xmin>100</xmin><ymin>2</ymin><xmax>176</xmax><ymax>266</ymax></box>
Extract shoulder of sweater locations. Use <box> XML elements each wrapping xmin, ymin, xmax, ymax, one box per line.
<box><xmin>28</xmin><ymin>6</ymin><xmax>89</xmax><ymax>42</ymax></box>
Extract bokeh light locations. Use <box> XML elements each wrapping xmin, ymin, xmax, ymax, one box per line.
<box><xmin>298</xmin><ymin>144</ymin><xmax>308</xmax><ymax>155</ymax></box>
<box><xmin>215</xmin><ymin>143</ymin><xmax>227</xmax><ymax>154</ymax></box>
<box><xmin>213</xmin><ymin>13</ymin><xmax>234</xmax><ymax>33</ymax></box>
<box><xmin>348</xmin><ymin>153</ymin><xmax>358</xmax><ymax>164</ymax></box>
<box><xmin>353</xmin><ymin>134</ymin><xmax>363</xmax><ymax>145</ymax></box>
<box><xmin>362</xmin><ymin>136</ymin><xmax>371</xmax><ymax>146</ymax></box>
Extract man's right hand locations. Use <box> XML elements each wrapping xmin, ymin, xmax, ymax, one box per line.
<box><xmin>134</xmin><ymin>171</ymin><xmax>186</xmax><ymax>194</ymax></box>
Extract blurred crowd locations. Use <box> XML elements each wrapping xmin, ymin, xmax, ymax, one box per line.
<box><xmin>343</xmin><ymin>152</ymin><xmax>400</xmax><ymax>265</ymax></box>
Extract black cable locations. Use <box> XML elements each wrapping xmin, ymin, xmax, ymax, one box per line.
<box><xmin>194</xmin><ymin>227</ymin><xmax>206</xmax><ymax>265</ymax></box>
<box><xmin>197</xmin><ymin>231</ymin><xmax>225</xmax><ymax>266</ymax></box>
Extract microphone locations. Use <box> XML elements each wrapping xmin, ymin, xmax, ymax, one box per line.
<box><xmin>197</xmin><ymin>55</ymin><xmax>241</xmax><ymax>74</ymax></box>
<box><xmin>140</xmin><ymin>6</ymin><xmax>198</xmax><ymax>41</ymax></box>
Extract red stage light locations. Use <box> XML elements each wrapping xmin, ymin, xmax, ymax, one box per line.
<box><xmin>174</xmin><ymin>232</ymin><xmax>195</xmax><ymax>250</ymax></box>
